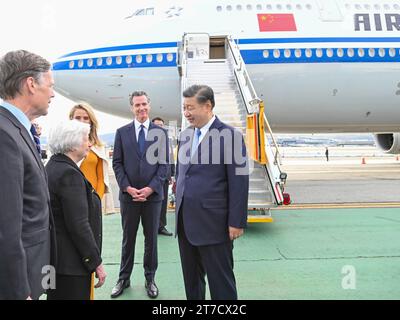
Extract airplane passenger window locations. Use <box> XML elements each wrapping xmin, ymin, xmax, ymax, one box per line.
<box><xmin>364</xmin><ymin>4</ymin><xmax>371</xmax><ymax>10</ymax></box>
<box><xmin>345</xmin><ymin>4</ymin><xmax>351</xmax><ymax>10</ymax></box>
<box><xmin>276</xmin><ymin>4</ymin><xmax>282</xmax><ymax>10</ymax></box>
<box><xmin>87</xmin><ymin>58</ymin><xmax>93</xmax><ymax>67</ymax></box>
<box><xmin>236</xmin><ymin>5</ymin><xmax>242</xmax><ymax>11</ymax></box>
<box><xmin>126</xmin><ymin>56</ymin><xmax>132</xmax><ymax>64</ymax></box>
<box><xmin>167</xmin><ymin>53</ymin><xmax>174</xmax><ymax>62</ymax></box>
<box><xmin>347</xmin><ymin>48</ymin><xmax>354</xmax><ymax>57</ymax></box>
<box><xmin>284</xmin><ymin>49</ymin><xmax>291</xmax><ymax>58</ymax></box>
<box><xmin>97</xmin><ymin>58</ymin><xmax>103</xmax><ymax>66</ymax></box>
<box><xmin>315</xmin><ymin>49</ymin><xmax>323</xmax><ymax>58</ymax></box>
<box><xmin>246</xmin><ymin>4</ymin><xmax>252</xmax><ymax>10</ymax></box>
<box><xmin>116</xmin><ymin>56</ymin><xmax>122</xmax><ymax>65</ymax></box>
<box><xmin>263</xmin><ymin>50</ymin><xmax>269</xmax><ymax>58</ymax></box>
<box><xmin>306</xmin><ymin>4</ymin><xmax>312</xmax><ymax>10</ymax></box>
<box><xmin>286</xmin><ymin>4</ymin><xmax>292</xmax><ymax>10</ymax></box>
<box><xmin>384</xmin><ymin>4</ymin><xmax>391</xmax><ymax>10</ymax></box>
<box><xmin>389</xmin><ymin>48</ymin><xmax>396</xmax><ymax>57</ymax></box>
<box><xmin>355</xmin><ymin>4</ymin><xmax>362</xmax><ymax>10</ymax></box>
<box><xmin>374</xmin><ymin>4</ymin><xmax>381</xmax><ymax>10</ymax></box>
<box><xmin>357</xmin><ymin>48</ymin><xmax>365</xmax><ymax>57</ymax></box>
<box><xmin>368</xmin><ymin>48</ymin><xmax>375</xmax><ymax>57</ymax></box>
<box><xmin>156</xmin><ymin>54</ymin><xmax>163</xmax><ymax>62</ymax></box>
<box><xmin>336</xmin><ymin>48</ymin><xmax>344</xmax><ymax>58</ymax></box>
<box><xmin>378</xmin><ymin>48</ymin><xmax>385</xmax><ymax>58</ymax></box>
<box><xmin>326</xmin><ymin>49</ymin><xmax>334</xmax><ymax>58</ymax></box>
<box><xmin>256</xmin><ymin>4</ymin><xmax>262</xmax><ymax>10</ymax></box>
<box><xmin>305</xmin><ymin>49</ymin><xmax>312</xmax><ymax>58</ymax></box>
<box><xmin>136</xmin><ymin>55</ymin><xmax>143</xmax><ymax>64</ymax></box>
<box><xmin>294</xmin><ymin>49</ymin><xmax>302</xmax><ymax>58</ymax></box>
<box><xmin>106</xmin><ymin>57</ymin><xmax>113</xmax><ymax>66</ymax></box>
<box><xmin>216</xmin><ymin>5</ymin><xmax>222</xmax><ymax>12</ymax></box>
<box><xmin>69</xmin><ymin>61</ymin><xmax>75</xmax><ymax>69</ymax></box>
<box><xmin>394</xmin><ymin>4</ymin><xmax>400</xmax><ymax>10</ymax></box>
<box><xmin>226</xmin><ymin>5</ymin><xmax>232</xmax><ymax>11</ymax></box>
<box><xmin>266</xmin><ymin>5</ymin><xmax>272</xmax><ymax>10</ymax></box>
<box><xmin>146</xmin><ymin>54</ymin><xmax>153</xmax><ymax>63</ymax></box>
<box><xmin>273</xmin><ymin>49</ymin><xmax>280</xmax><ymax>59</ymax></box>
<box><xmin>78</xmin><ymin>60</ymin><xmax>84</xmax><ymax>68</ymax></box>
<box><xmin>296</xmin><ymin>4</ymin><xmax>302</xmax><ymax>10</ymax></box>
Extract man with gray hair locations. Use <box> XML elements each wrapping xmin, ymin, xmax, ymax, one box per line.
<box><xmin>0</xmin><ymin>50</ymin><xmax>56</xmax><ymax>300</ymax></box>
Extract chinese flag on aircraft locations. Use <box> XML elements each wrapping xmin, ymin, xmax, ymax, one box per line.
<box><xmin>257</xmin><ymin>14</ymin><xmax>297</xmax><ymax>32</ymax></box>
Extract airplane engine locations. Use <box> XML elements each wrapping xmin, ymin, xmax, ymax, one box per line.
<box><xmin>374</xmin><ymin>133</ymin><xmax>400</xmax><ymax>154</ymax></box>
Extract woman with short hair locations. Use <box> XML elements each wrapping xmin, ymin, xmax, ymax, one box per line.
<box><xmin>46</xmin><ymin>120</ymin><xmax>106</xmax><ymax>300</ymax></box>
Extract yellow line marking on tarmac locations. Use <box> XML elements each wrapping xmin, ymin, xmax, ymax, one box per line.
<box><xmin>272</xmin><ymin>203</ymin><xmax>400</xmax><ymax>210</ymax></box>
<box><xmin>248</xmin><ymin>216</ymin><xmax>274</xmax><ymax>223</ymax></box>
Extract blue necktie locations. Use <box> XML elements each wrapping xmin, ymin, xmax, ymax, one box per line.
<box><xmin>191</xmin><ymin>128</ymin><xmax>202</xmax><ymax>158</ymax></box>
<box><xmin>30</xmin><ymin>125</ymin><xmax>41</xmax><ymax>155</ymax></box>
<box><xmin>138</xmin><ymin>124</ymin><xmax>145</xmax><ymax>156</ymax></box>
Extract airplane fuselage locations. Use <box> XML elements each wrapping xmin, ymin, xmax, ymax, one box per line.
<box><xmin>53</xmin><ymin>0</ymin><xmax>400</xmax><ymax>134</ymax></box>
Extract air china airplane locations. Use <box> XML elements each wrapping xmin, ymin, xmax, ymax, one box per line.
<box><xmin>52</xmin><ymin>0</ymin><xmax>400</xmax><ymax>154</ymax></box>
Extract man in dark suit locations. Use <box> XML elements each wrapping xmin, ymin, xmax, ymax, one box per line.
<box><xmin>175</xmin><ymin>85</ymin><xmax>249</xmax><ymax>300</ymax></box>
<box><xmin>112</xmin><ymin>91</ymin><xmax>168</xmax><ymax>299</ymax></box>
<box><xmin>151</xmin><ymin>117</ymin><xmax>175</xmax><ymax>236</ymax></box>
<box><xmin>0</xmin><ymin>50</ymin><xmax>56</xmax><ymax>300</ymax></box>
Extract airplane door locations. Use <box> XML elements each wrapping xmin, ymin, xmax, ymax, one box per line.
<box><xmin>316</xmin><ymin>0</ymin><xmax>343</xmax><ymax>21</ymax></box>
<box><xmin>186</xmin><ymin>33</ymin><xmax>210</xmax><ymax>60</ymax></box>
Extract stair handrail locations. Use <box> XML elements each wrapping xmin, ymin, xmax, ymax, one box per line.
<box><xmin>226</xmin><ymin>36</ymin><xmax>283</xmax><ymax>168</ymax></box>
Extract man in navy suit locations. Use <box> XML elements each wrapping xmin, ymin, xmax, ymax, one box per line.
<box><xmin>175</xmin><ymin>85</ymin><xmax>249</xmax><ymax>300</ymax></box>
<box><xmin>111</xmin><ymin>91</ymin><xmax>168</xmax><ymax>299</ymax></box>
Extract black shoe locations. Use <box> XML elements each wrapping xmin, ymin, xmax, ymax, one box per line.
<box><xmin>145</xmin><ymin>280</ymin><xmax>159</xmax><ymax>298</ymax></box>
<box><xmin>111</xmin><ymin>279</ymin><xmax>130</xmax><ymax>298</ymax></box>
<box><xmin>158</xmin><ymin>227</ymin><xmax>173</xmax><ymax>236</ymax></box>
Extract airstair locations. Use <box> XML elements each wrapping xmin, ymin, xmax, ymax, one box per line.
<box><xmin>178</xmin><ymin>33</ymin><xmax>288</xmax><ymax>221</ymax></box>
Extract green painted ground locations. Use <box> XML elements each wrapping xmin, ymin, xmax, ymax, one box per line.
<box><xmin>94</xmin><ymin>208</ymin><xmax>400</xmax><ymax>300</ymax></box>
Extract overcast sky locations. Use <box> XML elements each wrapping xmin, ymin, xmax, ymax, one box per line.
<box><xmin>0</xmin><ymin>0</ymin><xmax>144</xmax><ymax>135</ymax></box>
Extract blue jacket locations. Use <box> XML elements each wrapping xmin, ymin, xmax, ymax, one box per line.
<box><xmin>113</xmin><ymin>121</ymin><xmax>169</xmax><ymax>203</ymax></box>
<box><xmin>175</xmin><ymin>117</ymin><xmax>249</xmax><ymax>246</ymax></box>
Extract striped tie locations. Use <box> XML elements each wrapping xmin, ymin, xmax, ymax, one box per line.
<box><xmin>30</xmin><ymin>125</ymin><xmax>41</xmax><ymax>155</ymax></box>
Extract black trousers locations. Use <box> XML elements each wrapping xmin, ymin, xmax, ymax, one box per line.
<box><xmin>177</xmin><ymin>209</ymin><xmax>237</xmax><ymax>300</ymax></box>
<box><xmin>159</xmin><ymin>180</ymin><xmax>170</xmax><ymax>230</ymax></box>
<box><xmin>118</xmin><ymin>200</ymin><xmax>161</xmax><ymax>282</ymax></box>
<box><xmin>47</xmin><ymin>274</ymin><xmax>91</xmax><ymax>300</ymax></box>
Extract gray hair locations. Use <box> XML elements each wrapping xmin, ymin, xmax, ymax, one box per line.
<box><xmin>0</xmin><ymin>50</ymin><xmax>51</xmax><ymax>100</ymax></box>
<box><xmin>48</xmin><ymin>120</ymin><xmax>90</xmax><ymax>155</ymax></box>
<box><xmin>183</xmin><ymin>85</ymin><xmax>215</xmax><ymax>109</ymax></box>
<box><xmin>129</xmin><ymin>90</ymin><xmax>150</xmax><ymax>106</ymax></box>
